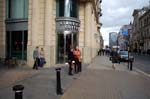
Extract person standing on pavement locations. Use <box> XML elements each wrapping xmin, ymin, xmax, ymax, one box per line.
<box><xmin>33</xmin><ymin>46</ymin><xmax>40</xmax><ymax>70</ymax></box>
<box><xmin>68</xmin><ymin>47</ymin><xmax>75</xmax><ymax>75</ymax></box>
<box><xmin>39</xmin><ymin>48</ymin><xmax>46</xmax><ymax>67</ymax></box>
<box><xmin>110</xmin><ymin>49</ymin><xmax>119</xmax><ymax>69</ymax></box>
<box><xmin>74</xmin><ymin>46</ymin><xmax>81</xmax><ymax>73</ymax></box>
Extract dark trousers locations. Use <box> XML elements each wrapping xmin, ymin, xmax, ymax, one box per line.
<box><xmin>74</xmin><ymin>58</ymin><xmax>80</xmax><ymax>73</ymax></box>
<box><xmin>78</xmin><ymin>62</ymin><xmax>82</xmax><ymax>72</ymax></box>
<box><xmin>33</xmin><ymin>58</ymin><xmax>39</xmax><ymax>70</ymax></box>
<box><xmin>68</xmin><ymin>61</ymin><xmax>73</xmax><ymax>75</ymax></box>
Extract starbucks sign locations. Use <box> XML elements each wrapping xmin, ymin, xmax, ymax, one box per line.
<box><xmin>56</xmin><ymin>17</ymin><xmax>80</xmax><ymax>33</ymax></box>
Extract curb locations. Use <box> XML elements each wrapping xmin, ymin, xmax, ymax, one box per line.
<box><xmin>121</xmin><ymin>62</ymin><xmax>150</xmax><ymax>78</ymax></box>
<box><xmin>134</xmin><ymin>67</ymin><xmax>150</xmax><ymax>78</ymax></box>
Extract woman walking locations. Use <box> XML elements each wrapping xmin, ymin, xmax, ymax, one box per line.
<box><xmin>39</xmin><ymin>48</ymin><xmax>46</xmax><ymax>67</ymax></box>
<box><xmin>110</xmin><ymin>49</ymin><xmax>119</xmax><ymax>69</ymax></box>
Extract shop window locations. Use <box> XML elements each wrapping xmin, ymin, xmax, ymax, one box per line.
<box><xmin>6</xmin><ymin>0</ymin><xmax>28</xmax><ymax>19</ymax></box>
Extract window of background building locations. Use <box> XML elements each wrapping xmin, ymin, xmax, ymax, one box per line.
<box><xmin>56</xmin><ymin>0</ymin><xmax>79</xmax><ymax>18</ymax></box>
<box><xmin>144</xmin><ymin>18</ymin><xmax>146</xmax><ymax>27</ymax></box>
<box><xmin>148</xmin><ymin>17</ymin><xmax>150</xmax><ymax>25</ymax></box>
<box><xmin>148</xmin><ymin>29</ymin><xmax>150</xmax><ymax>37</ymax></box>
<box><xmin>6</xmin><ymin>0</ymin><xmax>28</xmax><ymax>19</ymax></box>
<box><xmin>146</xmin><ymin>17</ymin><xmax>148</xmax><ymax>26</ymax></box>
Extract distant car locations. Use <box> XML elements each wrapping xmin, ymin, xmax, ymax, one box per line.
<box><xmin>118</xmin><ymin>51</ymin><xmax>134</xmax><ymax>62</ymax></box>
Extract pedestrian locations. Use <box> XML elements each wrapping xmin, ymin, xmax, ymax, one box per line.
<box><xmin>73</xmin><ymin>46</ymin><xmax>81</xmax><ymax>73</ymax></box>
<box><xmin>39</xmin><ymin>48</ymin><xmax>46</xmax><ymax>67</ymax></box>
<box><xmin>78</xmin><ymin>54</ymin><xmax>82</xmax><ymax>72</ymax></box>
<box><xmin>33</xmin><ymin>46</ymin><xmax>40</xmax><ymax>70</ymax></box>
<box><xmin>98</xmin><ymin>49</ymin><xmax>101</xmax><ymax>56</ymax></box>
<box><xmin>107</xmin><ymin>47</ymin><xmax>111</xmax><ymax>56</ymax></box>
<box><xmin>110</xmin><ymin>49</ymin><xmax>119</xmax><ymax>69</ymax></box>
<box><xmin>100</xmin><ymin>48</ymin><xmax>102</xmax><ymax>56</ymax></box>
<box><xmin>102</xmin><ymin>48</ymin><xmax>105</xmax><ymax>55</ymax></box>
<box><xmin>68</xmin><ymin>47</ymin><xmax>75</xmax><ymax>75</ymax></box>
<box><xmin>106</xmin><ymin>47</ymin><xmax>110</xmax><ymax>56</ymax></box>
<box><xmin>97</xmin><ymin>49</ymin><xmax>100</xmax><ymax>56</ymax></box>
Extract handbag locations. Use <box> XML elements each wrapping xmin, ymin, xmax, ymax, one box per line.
<box><xmin>44</xmin><ymin>60</ymin><xmax>46</xmax><ymax>64</ymax></box>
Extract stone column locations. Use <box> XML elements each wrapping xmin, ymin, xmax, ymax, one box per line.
<box><xmin>44</xmin><ymin>0</ymin><xmax>53</xmax><ymax>67</ymax></box>
<box><xmin>27</xmin><ymin>0</ymin><xmax>56</xmax><ymax>67</ymax></box>
<box><xmin>91</xmin><ymin>12</ymin><xmax>94</xmax><ymax>59</ymax></box>
<box><xmin>0</xmin><ymin>0</ymin><xmax>6</xmax><ymax>58</ymax></box>
<box><xmin>27</xmin><ymin>0</ymin><xmax>40</xmax><ymax>66</ymax></box>
<box><xmin>31</xmin><ymin>0</ymin><xmax>40</xmax><ymax>46</ymax></box>
<box><xmin>27</xmin><ymin>0</ymin><xmax>45</xmax><ymax>66</ymax></box>
<box><xmin>83</xmin><ymin>2</ymin><xmax>92</xmax><ymax>63</ymax></box>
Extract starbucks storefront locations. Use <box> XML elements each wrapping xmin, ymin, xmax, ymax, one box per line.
<box><xmin>56</xmin><ymin>0</ymin><xmax>80</xmax><ymax>63</ymax></box>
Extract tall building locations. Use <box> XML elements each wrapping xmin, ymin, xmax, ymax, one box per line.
<box><xmin>109</xmin><ymin>32</ymin><xmax>118</xmax><ymax>49</ymax></box>
<box><xmin>118</xmin><ymin>24</ymin><xmax>132</xmax><ymax>50</ymax></box>
<box><xmin>0</xmin><ymin>0</ymin><xmax>103</xmax><ymax>67</ymax></box>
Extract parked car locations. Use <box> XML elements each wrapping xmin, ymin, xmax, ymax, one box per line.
<box><xmin>118</xmin><ymin>51</ymin><xmax>134</xmax><ymax>62</ymax></box>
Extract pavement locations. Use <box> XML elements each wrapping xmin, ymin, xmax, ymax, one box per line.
<box><xmin>0</xmin><ymin>56</ymin><xmax>150</xmax><ymax>99</ymax></box>
<box><xmin>61</xmin><ymin>56</ymin><xmax>150</xmax><ymax>99</ymax></box>
<box><xmin>0</xmin><ymin>63</ymin><xmax>88</xmax><ymax>99</ymax></box>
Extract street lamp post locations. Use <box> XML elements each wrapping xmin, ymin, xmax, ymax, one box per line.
<box><xmin>117</xmin><ymin>35</ymin><xmax>119</xmax><ymax>52</ymax></box>
<box><xmin>128</xmin><ymin>45</ymin><xmax>130</xmax><ymax>69</ymax></box>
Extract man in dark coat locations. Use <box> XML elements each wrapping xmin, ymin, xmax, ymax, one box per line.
<box><xmin>68</xmin><ymin>48</ymin><xmax>74</xmax><ymax>75</ymax></box>
<box><xmin>33</xmin><ymin>46</ymin><xmax>39</xmax><ymax>70</ymax></box>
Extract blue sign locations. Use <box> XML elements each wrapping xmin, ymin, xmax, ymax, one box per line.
<box><xmin>122</xmin><ymin>30</ymin><xmax>128</xmax><ymax>35</ymax></box>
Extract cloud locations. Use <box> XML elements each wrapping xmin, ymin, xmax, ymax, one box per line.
<box><xmin>101</xmin><ymin>0</ymin><xmax>149</xmax><ymax>27</ymax></box>
<box><xmin>100</xmin><ymin>0</ymin><xmax>149</xmax><ymax>46</ymax></box>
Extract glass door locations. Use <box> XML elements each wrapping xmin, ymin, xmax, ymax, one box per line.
<box><xmin>57</xmin><ymin>33</ymin><xmax>78</xmax><ymax>63</ymax></box>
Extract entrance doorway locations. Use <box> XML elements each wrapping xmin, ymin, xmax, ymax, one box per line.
<box><xmin>57</xmin><ymin>33</ymin><xmax>78</xmax><ymax>63</ymax></box>
<box><xmin>6</xmin><ymin>31</ymin><xmax>28</xmax><ymax>60</ymax></box>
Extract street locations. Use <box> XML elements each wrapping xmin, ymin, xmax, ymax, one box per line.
<box><xmin>121</xmin><ymin>54</ymin><xmax>150</xmax><ymax>74</ymax></box>
<box><xmin>133</xmin><ymin>54</ymin><xmax>150</xmax><ymax>74</ymax></box>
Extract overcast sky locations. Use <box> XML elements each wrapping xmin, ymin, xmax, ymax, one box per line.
<box><xmin>101</xmin><ymin>0</ymin><xmax>149</xmax><ymax>46</ymax></box>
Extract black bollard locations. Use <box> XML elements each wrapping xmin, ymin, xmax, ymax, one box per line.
<box><xmin>13</xmin><ymin>85</ymin><xmax>24</xmax><ymax>99</ymax></box>
<box><xmin>130</xmin><ymin>61</ymin><xmax>133</xmax><ymax>71</ymax></box>
<box><xmin>55</xmin><ymin>68</ymin><xmax>63</xmax><ymax>95</ymax></box>
<box><xmin>127</xmin><ymin>60</ymin><xmax>130</xmax><ymax>69</ymax></box>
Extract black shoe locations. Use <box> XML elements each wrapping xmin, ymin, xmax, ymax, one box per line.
<box><xmin>69</xmin><ymin>73</ymin><xmax>73</xmax><ymax>76</ymax></box>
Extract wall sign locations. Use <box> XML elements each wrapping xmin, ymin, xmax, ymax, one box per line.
<box><xmin>56</xmin><ymin>17</ymin><xmax>80</xmax><ymax>33</ymax></box>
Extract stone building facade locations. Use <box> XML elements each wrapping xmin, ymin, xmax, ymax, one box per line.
<box><xmin>139</xmin><ymin>9</ymin><xmax>150</xmax><ymax>53</ymax></box>
<box><xmin>132</xmin><ymin>9</ymin><xmax>143</xmax><ymax>52</ymax></box>
<box><xmin>132</xmin><ymin>8</ymin><xmax>150</xmax><ymax>54</ymax></box>
<box><xmin>0</xmin><ymin>0</ymin><xmax>103</xmax><ymax>67</ymax></box>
